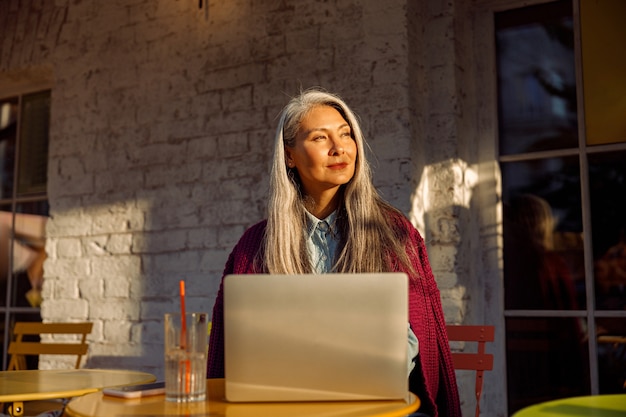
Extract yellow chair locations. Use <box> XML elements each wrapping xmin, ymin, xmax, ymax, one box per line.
<box><xmin>7</xmin><ymin>322</ymin><xmax>93</xmax><ymax>371</ymax></box>
<box><xmin>4</xmin><ymin>322</ymin><xmax>93</xmax><ymax>416</ymax></box>
<box><xmin>446</xmin><ymin>324</ymin><xmax>495</xmax><ymax>417</ymax></box>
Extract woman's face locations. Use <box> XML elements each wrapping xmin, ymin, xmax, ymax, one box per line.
<box><xmin>285</xmin><ymin>105</ymin><xmax>357</xmax><ymax>201</ymax></box>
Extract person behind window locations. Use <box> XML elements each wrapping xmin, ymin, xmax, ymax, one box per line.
<box><xmin>504</xmin><ymin>193</ymin><xmax>579</xmax><ymax>311</ymax></box>
<box><xmin>504</xmin><ymin>194</ymin><xmax>586</xmax><ymax>399</ymax></box>
<box><xmin>206</xmin><ymin>88</ymin><xmax>460</xmax><ymax>417</ymax></box>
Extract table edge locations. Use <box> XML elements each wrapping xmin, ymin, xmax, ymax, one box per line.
<box><xmin>65</xmin><ymin>380</ymin><xmax>421</xmax><ymax>417</ymax></box>
<box><xmin>0</xmin><ymin>369</ymin><xmax>156</xmax><ymax>403</ymax></box>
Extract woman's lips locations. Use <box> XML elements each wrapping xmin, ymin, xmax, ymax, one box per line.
<box><xmin>328</xmin><ymin>163</ymin><xmax>348</xmax><ymax>170</ymax></box>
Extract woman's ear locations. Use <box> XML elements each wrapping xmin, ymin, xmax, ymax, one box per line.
<box><xmin>284</xmin><ymin>148</ymin><xmax>294</xmax><ymax>168</ymax></box>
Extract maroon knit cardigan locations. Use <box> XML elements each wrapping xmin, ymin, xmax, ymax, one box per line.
<box><xmin>207</xmin><ymin>213</ymin><xmax>461</xmax><ymax>417</ymax></box>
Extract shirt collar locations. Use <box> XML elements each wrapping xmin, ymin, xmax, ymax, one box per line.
<box><xmin>305</xmin><ymin>210</ymin><xmax>338</xmax><ymax>239</ymax></box>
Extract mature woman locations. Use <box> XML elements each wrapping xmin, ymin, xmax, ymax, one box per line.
<box><xmin>207</xmin><ymin>88</ymin><xmax>461</xmax><ymax>417</ymax></box>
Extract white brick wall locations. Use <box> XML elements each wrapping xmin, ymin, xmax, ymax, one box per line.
<box><xmin>1</xmin><ymin>0</ymin><xmax>504</xmax><ymax>414</ymax></box>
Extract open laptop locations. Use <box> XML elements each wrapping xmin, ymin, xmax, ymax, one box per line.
<box><xmin>223</xmin><ymin>272</ymin><xmax>408</xmax><ymax>402</ymax></box>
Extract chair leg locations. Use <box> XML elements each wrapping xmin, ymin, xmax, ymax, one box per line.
<box><xmin>475</xmin><ymin>370</ymin><xmax>484</xmax><ymax>417</ymax></box>
<box><xmin>7</xmin><ymin>401</ymin><xmax>24</xmax><ymax>417</ymax></box>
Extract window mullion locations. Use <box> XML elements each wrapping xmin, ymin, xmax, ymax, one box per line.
<box><xmin>573</xmin><ymin>0</ymin><xmax>599</xmax><ymax>395</ymax></box>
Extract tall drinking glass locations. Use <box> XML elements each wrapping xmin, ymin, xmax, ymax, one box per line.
<box><xmin>164</xmin><ymin>312</ymin><xmax>209</xmax><ymax>402</ymax></box>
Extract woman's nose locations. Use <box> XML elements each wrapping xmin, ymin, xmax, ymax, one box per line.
<box><xmin>330</xmin><ymin>137</ymin><xmax>344</xmax><ymax>154</ymax></box>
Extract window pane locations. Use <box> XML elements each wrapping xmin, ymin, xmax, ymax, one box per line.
<box><xmin>589</xmin><ymin>151</ymin><xmax>626</xmax><ymax>311</ymax></box>
<box><xmin>0</xmin><ymin>205</ymin><xmax>12</xmax><ymax>308</ymax></box>
<box><xmin>495</xmin><ymin>0</ymin><xmax>578</xmax><ymax>155</ymax></box>
<box><xmin>580</xmin><ymin>0</ymin><xmax>626</xmax><ymax>145</ymax></box>
<box><xmin>506</xmin><ymin>317</ymin><xmax>589</xmax><ymax>415</ymax></box>
<box><xmin>596</xmin><ymin>318</ymin><xmax>626</xmax><ymax>393</ymax></box>
<box><xmin>11</xmin><ymin>202</ymin><xmax>48</xmax><ymax>309</ymax></box>
<box><xmin>502</xmin><ymin>157</ymin><xmax>585</xmax><ymax>310</ymax></box>
<box><xmin>0</xmin><ymin>89</ymin><xmax>49</xmax><ymax>370</ymax></box>
<box><xmin>0</xmin><ymin>98</ymin><xmax>18</xmax><ymax>199</ymax></box>
<box><xmin>17</xmin><ymin>90</ymin><xmax>50</xmax><ymax>196</ymax></box>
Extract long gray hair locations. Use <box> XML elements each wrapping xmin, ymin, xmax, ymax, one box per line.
<box><xmin>262</xmin><ymin>88</ymin><xmax>414</xmax><ymax>274</ymax></box>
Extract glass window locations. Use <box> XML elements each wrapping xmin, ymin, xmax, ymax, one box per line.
<box><xmin>493</xmin><ymin>1</ymin><xmax>622</xmax><ymax>413</ymax></box>
<box><xmin>580</xmin><ymin>0</ymin><xmax>626</xmax><ymax>145</ymax></box>
<box><xmin>588</xmin><ymin>151</ymin><xmax>626</xmax><ymax>311</ymax></box>
<box><xmin>496</xmin><ymin>0</ymin><xmax>578</xmax><ymax>156</ymax></box>
<box><xmin>0</xmin><ymin>90</ymin><xmax>49</xmax><ymax>370</ymax></box>
<box><xmin>18</xmin><ymin>91</ymin><xmax>50</xmax><ymax>196</ymax></box>
<box><xmin>0</xmin><ymin>98</ymin><xmax>18</xmax><ymax>199</ymax></box>
<box><xmin>495</xmin><ymin>0</ymin><xmax>626</xmax><ymax>413</ymax></box>
<box><xmin>9</xmin><ymin>203</ymin><xmax>48</xmax><ymax>308</ymax></box>
<box><xmin>502</xmin><ymin>157</ymin><xmax>585</xmax><ymax>311</ymax></box>
<box><xmin>596</xmin><ymin>318</ymin><xmax>626</xmax><ymax>393</ymax></box>
<box><xmin>497</xmin><ymin>1</ymin><xmax>626</xmax><ymax>413</ymax></box>
<box><xmin>506</xmin><ymin>317</ymin><xmax>589</xmax><ymax>412</ymax></box>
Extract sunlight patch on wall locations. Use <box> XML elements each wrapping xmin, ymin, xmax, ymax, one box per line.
<box><xmin>410</xmin><ymin>158</ymin><xmax>478</xmax><ymax>235</ymax></box>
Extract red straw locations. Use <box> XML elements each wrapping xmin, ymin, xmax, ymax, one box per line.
<box><xmin>179</xmin><ymin>280</ymin><xmax>191</xmax><ymax>394</ymax></box>
<box><xmin>179</xmin><ymin>280</ymin><xmax>187</xmax><ymax>348</ymax></box>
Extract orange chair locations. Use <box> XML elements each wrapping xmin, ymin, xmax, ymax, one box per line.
<box><xmin>446</xmin><ymin>325</ymin><xmax>495</xmax><ymax>417</ymax></box>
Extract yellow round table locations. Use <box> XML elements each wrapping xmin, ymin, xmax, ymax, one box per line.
<box><xmin>0</xmin><ymin>369</ymin><xmax>156</xmax><ymax>416</ymax></box>
<box><xmin>66</xmin><ymin>378</ymin><xmax>420</xmax><ymax>417</ymax></box>
<box><xmin>512</xmin><ymin>394</ymin><xmax>626</xmax><ymax>416</ymax></box>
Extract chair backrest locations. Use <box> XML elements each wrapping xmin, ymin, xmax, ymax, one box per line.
<box><xmin>446</xmin><ymin>324</ymin><xmax>495</xmax><ymax>417</ymax></box>
<box><xmin>7</xmin><ymin>322</ymin><xmax>93</xmax><ymax>371</ymax></box>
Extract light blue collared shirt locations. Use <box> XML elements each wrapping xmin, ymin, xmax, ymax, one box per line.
<box><xmin>304</xmin><ymin>210</ymin><xmax>419</xmax><ymax>376</ymax></box>
<box><xmin>305</xmin><ymin>210</ymin><xmax>340</xmax><ymax>274</ymax></box>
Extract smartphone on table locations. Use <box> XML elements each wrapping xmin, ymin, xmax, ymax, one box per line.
<box><xmin>102</xmin><ymin>381</ymin><xmax>166</xmax><ymax>398</ymax></box>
